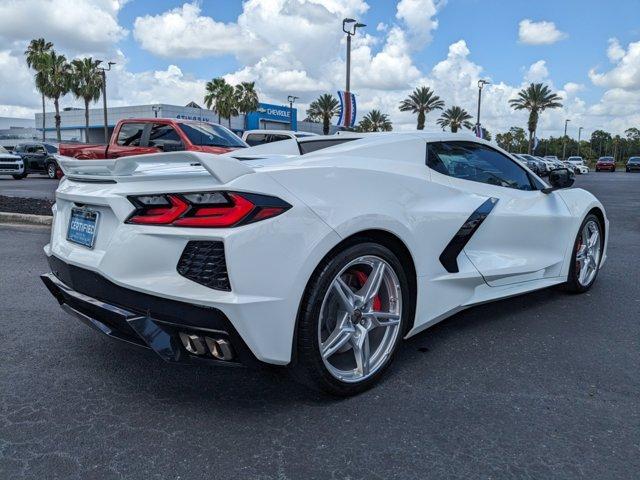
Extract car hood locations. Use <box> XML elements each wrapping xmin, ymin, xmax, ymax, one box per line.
<box><xmin>0</xmin><ymin>153</ymin><xmax>21</xmax><ymax>160</ymax></box>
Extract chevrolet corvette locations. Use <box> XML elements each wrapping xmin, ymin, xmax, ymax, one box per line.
<box><xmin>41</xmin><ymin>133</ymin><xmax>608</xmax><ymax>395</ymax></box>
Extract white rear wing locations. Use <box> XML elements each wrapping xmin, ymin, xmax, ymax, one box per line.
<box><xmin>56</xmin><ymin>151</ymin><xmax>254</xmax><ymax>184</ymax></box>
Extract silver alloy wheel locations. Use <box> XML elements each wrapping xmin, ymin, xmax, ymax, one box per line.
<box><xmin>576</xmin><ymin>220</ymin><xmax>602</xmax><ymax>287</ymax></box>
<box><xmin>47</xmin><ymin>163</ymin><xmax>57</xmax><ymax>179</ymax></box>
<box><xmin>318</xmin><ymin>255</ymin><xmax>402</xmax><ymax>383</ymax></box>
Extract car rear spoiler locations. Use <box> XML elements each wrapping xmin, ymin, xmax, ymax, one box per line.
<box><xmin>55</xmin><ymin>151</ymin><xmax>254</xmax><ymax>184</ymax></box>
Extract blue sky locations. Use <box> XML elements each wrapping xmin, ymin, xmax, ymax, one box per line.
<box><xmin>1</xmin><ymin>0</ymin><xmax>639</xmax><ymax>135</ymax></box>
<box><xmin>113</xmin><ymin>0</ymin><xmax>640</xmax><ymax>106</ymax></box>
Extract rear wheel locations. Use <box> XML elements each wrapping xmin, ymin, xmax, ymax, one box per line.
<box><xmin>564</xmin><ymin>214</ymin><xmax>603</xmax><ymax>293</ymax></box>
<box><xmin>46</xmin><ymin>162</ymin><xmax>57</xmax><ymax>179</ymax></box>
<box><xmin>293</xmin><ymin>242</ymin><xmax>410</xmax><ymax>396</ymax></box>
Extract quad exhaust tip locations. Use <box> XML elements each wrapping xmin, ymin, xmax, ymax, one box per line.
<box><xmin>179</xmin><ymin>332</ymin><xmax>234</xmax><ymax>361</ymax></box>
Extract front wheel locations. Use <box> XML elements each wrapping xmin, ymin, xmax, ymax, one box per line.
<box><xmin>292</xmin><ymin>242</ymin><xmax>411</xmax><ymax>396</ymax></box>
<box><xmin>564</xmin><ymin>214</ymin><xmax>604</xmax><ymax>293</ymax></box>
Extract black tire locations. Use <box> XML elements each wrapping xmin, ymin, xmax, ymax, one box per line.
<box><xmin>12</xmin><ymin>174</ymin><xmax>24</xmax><ymax>180</ymax></box>
<box><xmin>46</xmin><ymin>162</ymin><xmax>58</xmax><ymax>179</ymax></box>
<box><xmin>564</xmin><ymin>213</ymin><xmax>604</xmax><ymax>293</ymax></box>
<box><xmin>292</xmin><ymin>242</ymin><xmax>411</xmax><ymax>396</ymax></box>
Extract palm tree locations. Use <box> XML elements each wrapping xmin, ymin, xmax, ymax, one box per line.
<box><xmin>216</xmin><ymin>83</ymin><xmax>237</xmax><ymax>128</ymax></box>
<box><xmin>70</xmin><ymin>57</ymin><xmax>102</xmax><ymax>141</ymax></box>
<box><xmin>357</xmin><ymin>109</ymin><xmax>393</xmax><ymax>132</ymax></box>
<box><xmin>204</xmin><ymin>77</ymin><xmax>228</xmax><ymax>124</ymax></box>
<box><xmin>437</xmin><ymin>106</ymin><xmax>473</xmax><ymax>133</ymax></box>
<box><xmin>41</xmin><ymin>51</ymin><xmax>72</xmax><ymax>142</ymax></box>
<box><xmin>234</xmin><ymin>81</ymin><xmax>259</xmax><ymax>130</ymax></box>
<box><xmin>509</xmin><ymin>83</ymin><xmax>563</xmax><ymax>154</ymax></box>
<box><xmin>307</xmin><ymin>94</ymin><xmax>340</xmax><ymax>135</ymax></box>
<box><xmin>24</xmin><ymin>38</ymin><xmax>53</xmax><ymax>140</ymax></box>
<box><xmin>399</xmin><ymin>86</ymin><xmax>444</xmax><ymax>130</ymax></box>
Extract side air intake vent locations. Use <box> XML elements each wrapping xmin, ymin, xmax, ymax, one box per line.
<box><xmin>177</xmin><ymin>241</ymin><xmax>231</xmax><ymax>291</ymax></box>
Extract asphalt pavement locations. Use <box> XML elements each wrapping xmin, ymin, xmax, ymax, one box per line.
<box><xmin>0</xmin><ymin>176</ymin><xmax>58</xmax><ymax>200</ymax></box>
<box><xmin>1</xmin><ymin>173</ymin><xmax>638</xmax><ymax>479</ymax></box>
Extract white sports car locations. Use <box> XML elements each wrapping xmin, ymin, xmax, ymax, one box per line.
<box><xmin>41</xmin><ymin>133</ymin><xmax>608</xmax><ymax>395</ymax></box>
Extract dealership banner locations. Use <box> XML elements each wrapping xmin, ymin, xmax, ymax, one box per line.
<box><xmin>337</xmin><ymin>91</ymin><xmax>357</xmax><ymax>128</ymax></box>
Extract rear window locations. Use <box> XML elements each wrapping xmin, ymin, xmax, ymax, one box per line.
<box><xmin>298</xmin><ymin>138</ymin><xmax>358</xmax><ymax>155</ymax></box>
<box><xmin>179</xmin><ymin>122</ymin><xmax>246</xmax><ymax>148</ymax></box>
<box><xmin>245</xmin><ymin>133</ymin><xmax>269</xmax><ymax>146</ymax></box>
<box><xmin>117</xmin><ymin>123</ymin><xmax>146</xmax><ymax>146</ymax></box>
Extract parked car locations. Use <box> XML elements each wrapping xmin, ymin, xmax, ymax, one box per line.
<box><xmin>513</xmin><ymin>153</ymin><xmax>542</xmax><ymax>176</ymax></box>
<box><xmin>532</xmin><ymin>156</ymin><xmax>551</xmax><ymax>176</ymax></box>
<box><xmin>567</xmin><ymin>156</ymin><xmax>585</xmax><ymax>167</ymax></box>
<box><xmin>41</xmin><ymin>132</ymin><xmax>608</xmax><ymax>395</ymax></box>
<box><xmin>0</xmin><ymin>145</ymin><xmax>25</xmax><ymax>179</ymax></box>
<box><xmin>13</xmin><ymin>142</ymin><xmax>59</xmax><ymax>178</ymax></box>
<box><xmin>544</xmin><ymin>155</ymin><xmax>559</xmax><ymax>162</ymax></box>
<box><xmin>595</xmin><ymin>156</ymin><xmax>616</xmax><ymax>172</ymax></box>
<box><xmin>59</xmin><ymin>118</ymin><xmax>247</xmax><ymax>160</ymax></box>
<box><xmin>242</xmin><ymin>129</ymin><xmax>318</xmax><ymax>147</ymax></box>
<box><xmin>626</xmin><ymin>156</ymin><xmax>640</xmax><ymax>172</ymax></box>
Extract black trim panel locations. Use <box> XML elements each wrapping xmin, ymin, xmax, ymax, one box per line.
<box><xmin>439</xmin><ymin>197</ymin><xmax>498</xmax><ymax>273</ymax></box>
<box><xmin>45</xmin><ymin>255</ymin><xmax>260</xmax><ymax>366</ymax></box>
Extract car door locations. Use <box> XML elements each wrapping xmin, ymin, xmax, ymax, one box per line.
<box><xmin>428</xmin><ymin>141</ymin><xmax>575</xmax><ymax>286</ymax></box>
<box><xmin>107</xmin><ymin>122</ymin><xmax>157</xmax><ymax>158</ymax></box>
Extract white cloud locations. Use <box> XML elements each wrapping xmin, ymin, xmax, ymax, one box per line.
<box><xmin>133</xmin><ymin>3</ymin><xmax>254</xmax><ymax>59</ymax></box>
<box><xmin>396</xmin><ymin>0</ymin><xmax>445</xmax><ymax>48</ymax></box>
<box><xmin>589</xmin><ymin>39</ymin><xmax>640</xmax><ymax>90</ymax></box>
<box><xmin>524</xmin><ymin>60</ymin><xmax>549</xmax><ymax>82</ymax></box>
<box><xmin>518</xmin><ymin>19</ymin><xmax>567</xmax><ymax>45</ymax></box>
<box><xmin>0</xmin><ymin>0</ymin><xmax>127</xmax><ymax>53</ymax></box>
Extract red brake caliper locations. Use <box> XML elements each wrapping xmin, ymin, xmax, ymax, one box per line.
<box><xmin>352</xmin><ymin>270</ymin><xmax>382</xmax><ymax>311</ymax></box>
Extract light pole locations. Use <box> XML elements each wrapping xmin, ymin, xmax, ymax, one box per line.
<box><xmin>342</xmin><ymin>18</ymin><xmax>366</xmax><ymax>94</ymax></box>
<box><xmin>562</xmin><ymin>118</ymin><xmax>571</xmax><ymax>160</ymax></box>
<box><xmin>97</xmin><ymin>60</ymin><xmax>115</xmax><ymax>144</ymax></box>
<box><xmin>475</xmin><ymin>79</ymin><xmax>490</xmax><ymax>138</ymax></box>
<box><xmin>577</xmin><ymin>126</ymin><xmax>583</xmax><ymax>156</ymax></box>
<box><xmin>287</xmin><ymin>95</ymin><xmax>298</xmax><ymax>131</ymax></box>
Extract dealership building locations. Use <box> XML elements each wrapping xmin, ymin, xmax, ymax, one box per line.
<box><xmin>33</xmin><ymin>101</ymin><xmax>330</xmax><ymax>143</ymax></box>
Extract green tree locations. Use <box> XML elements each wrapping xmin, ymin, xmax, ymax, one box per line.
<box><xmin>70</xmin><ymin>57</ymin><xmax>102</xmax><ymax>141</ymax></box>
<box><xmin>399</xmin><ymin>86</ymin><xmax>444</xmax><ymax>130</ymax></box>
<box><xmin>307</xmin><ymin>94</ymin><xmax>340</xmax><ymax>135</ymax></box>
<box><xmin>234</xmin><ymin>81</ymin><xmax>259</xmax><ymax>130</ymax></box>
<box><xmin>204</xmin><ymin>77</ymin><xmax>229</xmax><ymax>124</ymax></box>
<box><xmin>480</xmin><ymin>127</ymin><xmax>492</xmax><ymax>142</ymax></box>
<box><xmin>357</xmin><ymin>109</ymin><xmax>392</xmax><ymax>132</ymax></box>
<box><xmin>216</xmin><ymin>83</ymin><xmax>238</xmax><ymax>128</ymax></box>
<box><xmin>495</xmin><ymin>126</ymin><xmax>527</xmax><ymax>152</ymax></box>
<box><xmin>436</xmin><ymin>106</ymin><xmax>473</xmax><ymax>133</ymax></box>
<box><xmin>509</xmin><ymin>83</ymin><xmax>563</xmax><ymax>154</ymax></box>
<box><xmin>590</xmin><ymin>130</ymin><xmax>612</xmax><ymax>157</ymax></box>
<box><xmin>24</xmin><ymin>38</ymin><xmax>53</xmax><ymax>141</ymax></box>
<box><xmin>41</xmin><ymin>51</ymin><xmax>72</xmax><ymax>142</ymax></box>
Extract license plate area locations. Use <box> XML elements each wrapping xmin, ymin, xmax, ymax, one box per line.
<box><xmin>67</xmin><ymin>207</ymin><xmax>100</xmax><ymax>248</ymax></box>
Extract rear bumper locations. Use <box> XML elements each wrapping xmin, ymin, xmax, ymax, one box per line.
<box><xmin>41</xmin><ymin>255</ymin><xmax>261</xmax><ymax>367</ymax></box>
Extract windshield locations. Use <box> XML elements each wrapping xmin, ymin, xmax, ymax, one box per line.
<box><xmin>599</xmin><ymin>157</ymin><xmax>614</xmax><ymax>161</ymax></box>
<box><xmin>179</xmin><ymin>122</ymin><xmax>247</xmax><ymax>148</ymax></box>
<box><xmin>567</xmin><ymin>157</ymin><xmax>581</xmax><ymax>161</ymax></box>
<box><xmin>629</xmin><ymin>157</ymin><xmax>640</xmax><ymax>163</ymax></box>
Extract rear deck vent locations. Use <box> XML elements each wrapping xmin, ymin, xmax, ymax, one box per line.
<box><xmin>177</xmin><ymin>241</ymin><xmax>231</xmax><ymax>291</ymax></box>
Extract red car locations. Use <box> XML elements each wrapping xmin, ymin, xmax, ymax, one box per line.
<box><xmin>595</xmin><ymin>156</ymin><xmax>616</xmax><ymax>172</ymax></box>
<box><xmin>59</xmin><ymin>118</ymin><xmax>247</xmax><ymax>160</ymax></box>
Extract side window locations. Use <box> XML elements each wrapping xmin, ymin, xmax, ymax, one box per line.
<box><xmin>245</xmin><ymin>134</ymin><xmax>268</xmax><ymax>146</ymax></box>
<box><xmin>26</xmin><ymin>145</ymin><xmax>37</xmax><ymax>153</ymax></box>
<box><xmin>34</xmin><ymin>145</ymin><xmax>46</xmax><ymax>154</ymax></box>
<box><xmin>269</xmin><ymin>134</ymin><xmax>290</xmax><ymax>143</ymax></box>
<box><xmin>428</xmin><ymin>141</ymin><xmax>535</xmax><ymax>191</ymax></box>
<box><xmin>116</xmin><ymin>123</ymin><xmax>146</xmax><ymax>146</ymax></box>
<box><xmin>148</xmin><ymin>124</ymin><xmax>183</xmax><ymax>149</ymax></box>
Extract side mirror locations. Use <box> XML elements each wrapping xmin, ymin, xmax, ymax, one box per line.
<box><xmin>542</xmin><ymin>167</ymin><xmax>574</xmax><ymax>193</ymax></box>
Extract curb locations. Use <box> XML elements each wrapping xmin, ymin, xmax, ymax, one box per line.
<box><xmin>0</xmin><ymin>211</ymin><xmax>52</xmax><ymax>226</ymax></box>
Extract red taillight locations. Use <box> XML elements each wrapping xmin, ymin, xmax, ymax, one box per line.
<box><xmin>126</xmin><ymin>191</ymin><xmax>290</xmax><ymax>228</ymax></box>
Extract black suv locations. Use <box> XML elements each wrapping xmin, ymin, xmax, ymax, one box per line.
<box><xmin>13</xmin><ymin>142</ymin><xmax>59</xmax><ymax>178</ymax></box>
